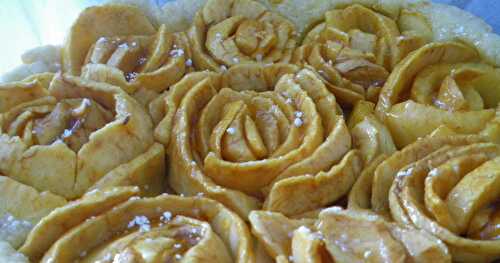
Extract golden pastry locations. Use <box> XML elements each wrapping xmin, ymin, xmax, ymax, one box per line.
<box><xmin>376</xmin><ymin>41</ymin><xmax>500</xmax><ymax>147</ymax></box>
<box><xmin>0</xmin><ymin>73</ymin><xmax>166</xmax><ymax>251</ymax></box>
<box><xmin>292</xmin><ymin>4</ymin><xmax>429</xmax><ymax>106</ymax></box>
<box><xmin>62</xmin><ymin>4</ymin><xmax>156</xmax><ymax>76</ymax></box>
<box><xmin>250</xmin><ymin>207</ymin><xmax>451</xmax><ymax>262</ymax></box>
<box><xmin>20</xmin><ymin>187</ymin><xmax>254</xmax><ymax>262</ymax></box>
<box><xmin>154</xmin><ymin>63</ymin><xmax>359</xmax><ymax>217</ymax></box>
<box><xmin>63</xmin><ymin>5</ymin><xmax>193</xmax><ymax>110</ymax></box>
<box><xmin>188</xmin><ymin>0</ymin><xmax>297</xmax><ymax>71</ymax></box>
<box><xmin>348</xmin><ymin>133</ymin><xmax>500</xmax><ymax>262</ymax></box>
<box><xmin>1</xmin><ymin>0</ymin><xmax>500</xmax><ymax>261</ymax></box>
<box><xmin>0</xmin><ymin>73</ymin><xmax>164</xmax><ymax>199</ymax></box>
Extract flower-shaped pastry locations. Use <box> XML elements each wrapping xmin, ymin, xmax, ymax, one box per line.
<box><xmin>154</xmin><ymin>63</ymin><xmax>359</xmax><ymax>217</ymax></box>
<box><xmin>376</xmin><ymin>41</ymin><xmax>500</xmax><ymax>147</ymax></box>
<box><xmin>0</xmin><ymin>74</ymin><xmax>165</xmax><ymax>201</ymax></box>
<box><xmin>63</xmin><ymin>4</ymin><xmax>156</xmax><ymax>75</ymax></box>
<box><xmin>348</xmin><ymin>133</ymin><xmax>500</xmax><ymax>262</ymax></box>
<box><xmin>64</xmin><ymin>4</ymin><xmax>192</xmax><ymax>107</ymax></box>
<box><xmin>20</xmin><ymin>187</ymin><xmax>254</xmax><ymax>263</ymax></box>
<box><xmin>292</xmin><ymin>4</ymin><xmax>429</xmax><ymax>106</ymax></box>
<box><xmin>249</xmin><ymin>207</ymin><xmax>450</xmax><ymax>262</ymax></box>
<box><xmin>188</xmin><ymin>0</ymin><xmax>297</xmax><ymax>71</ymax></box>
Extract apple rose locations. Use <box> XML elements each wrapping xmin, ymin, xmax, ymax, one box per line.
<box><xmin>154</xmin><ymin>63</ymin><xmax>358</xmax><ymax>218</ymax></box>
<box><xmin>376</xmin><ymin>41</ymin><xmax>500</xmax><ymax>148</ymax></box>
<box><xmin>0</xmin><ymin>73</ymin><xmax>165</xmax><ymax>201</ymax></box>
<box><xmin>347</xmin><ymin>133</ymin><xmax>500</xmax><ymax>262</ymax></box>
<box><xmin>249</xmin><ymin>207</ymin><xmax>451</xmax><ymax>263</ymax></box>
<box><xmin>188</xmin><ymin>0</ymin><xmax>297</xmax><ymax>71</ymax></box>
<box><xmin>64</xmin><ymin>4</ymin><xmax>192</xmax><ymax>107</ymax></box>
<box><xmin>19</xmin><ymin>187</ymin><xmax>254</xmax><ymax>263</ymax></box>
<box><xmin>292</xmin><ymin>4</ymin><xmax>429</xmax><ymax>106</ymax></box>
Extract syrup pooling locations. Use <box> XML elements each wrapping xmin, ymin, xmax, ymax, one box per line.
<box><xmin>63</xmin><ymin>4</ymin><xmax>192</xmax><ymax>111</ymax></box>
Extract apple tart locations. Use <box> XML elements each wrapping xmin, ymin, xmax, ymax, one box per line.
<box><xmin>1</xmin><ymin>0</ymin><xmax>500</xmax><ymax>262</ymax></box>
<box><xmin>154</xmin><ymin>63</ymin><xmax>360</xmax><ymax>218</ymax></box>
<box><xmin>19</xmin><ymin>187</ymin><xmax>254</xmax><ymax>262</ymax></box>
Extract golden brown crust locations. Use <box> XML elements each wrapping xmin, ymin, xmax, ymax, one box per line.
<box><xmin>249</xmin><ymin>208</ymin><xmax>451</xmax><ymax>263</ymax></box>
<box><xmin>21</xmin><ymin>189</ymin><xmax>255</xmax><ymax>263</ymax></box>
<box><xmin>347</xmin><ymin>133</ymin><xmax>500</xmax><ymax>262</ymax></box>
<box><xmin>0</xmin><ymin>74</ymin><xmax>165</xmax><ymax>203</ymax></box>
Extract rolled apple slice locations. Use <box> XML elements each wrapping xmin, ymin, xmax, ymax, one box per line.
<box><xmin>292</xmin><ymin>4</ymin><xmax>429</xmax><ymax>106</ymax></box>
<box><xmin>348</xmin><ymin>100</ymin><xmax>396</xmax><ymax>165</ymax></box>
<box><xmin>154</xmin><ymin>63</ymin><xmax>355</xmax><ymax>217</ymax></box>
<box><xmin>188</xmin><ymin>0</ymin><xmax>297</xmax><ymax>71</ymax></box>
<box><xmin>376</xmin><ymin>41</ymin><xmax>500</xmax><ymax>147</ymax></box>
<box><xmin>20</xmin><ymin>186</ymin><xmax>140</xmax><ymax>261</ymax></box>
<box><xmin>0</xmin><ymin>74</ymin><xmax>164</xmax><ymax>200</ymax></box>
<box><xmin>20</xmin><ymin>187</ymin><xmax>254</xmax><ymax>263</ymax></box>
<box><xmin>0</xmin><ymin>77</ymin><xmax>50</xmax><ymax>113</ymax></box>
